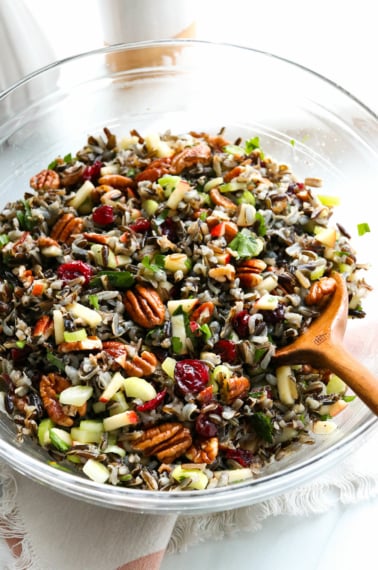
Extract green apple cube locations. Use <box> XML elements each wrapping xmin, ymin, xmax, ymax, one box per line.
<box><xmin>59</xmin><ymin>385</ymin><xmax>93</xmax><ymax>407</ymax></box>
<box><xmin>49</xmin><ymin>427</ymin><xmax>72</xmax><ymax>452</ymax></box>
<box><xmin>166</xmin><ymin>180</ymin><xmax>190</xmax><ymax>209</ymax></box>
<box><xmin>326</xmin><ymin>373</ymin><xmax>347</xmax><ymax>395</ymax></box>
<box><xmin>82</xmin><ymin>458</ymin><xmax>110</xmax><ymax>483</ymax></box>
<box><xmin>37</xmin><ymin>418</ymin><xmax>55</xmax><ymax>447</ymax></box>
<box><xmin>171</xmin><ymin>465</ymin><xmax>208</xmax><ymax>490</ymax></box>
<box><xmin>68</xmin><ymin>180</ymin><xmax>94</xmax><ymax>210</ymax></box>
<box><xmin>171</xmin><ymin>313</ymin><xmax>188</xmax><ymax>355</ymax></box>
<box><xmin>167</xmin><ymin>298</ymin><xmax>198</xmax><ymax>315</ymax></box>
<box><xmin>123</xmin><ymin>377</ymin><xmax>157</xmax><ymax>401</ymax></box>
<box><xmin>161</xmin><ymin>356</ymin><xmax>177</xmax><ymax>379</ymax></box>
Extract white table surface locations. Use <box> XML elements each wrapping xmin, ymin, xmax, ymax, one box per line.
<box><xmin>1</xmin><ymin>2</ymin><xmax>377</xmax><ymax>569</ymax></box>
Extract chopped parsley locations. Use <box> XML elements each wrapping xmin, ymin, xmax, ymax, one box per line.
<box><xmin>229</xmin><ymin>229</ymin><xmax>264</xmax><ymax>258</ymax></box>
<box><xmin>357</xmin><ymin>222</ymin><xmax>370</xmax><ymax>236</ymax></box>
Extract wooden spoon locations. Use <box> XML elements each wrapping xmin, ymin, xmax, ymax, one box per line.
<box><xmin>273</xmin><ymin>271</ymin><xmax>378</xmax><ymax>415</ymax></box>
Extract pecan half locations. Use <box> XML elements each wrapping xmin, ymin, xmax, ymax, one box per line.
<box><xmin>135</xmin><ymin>157</ymin><xmax>171</xmax><ymax>183</ymax></box>
<box><xmin>185</xmin><ymin>437</ymin><xmax>219</xmax><ymax>464</ymax></box>
<box><xmin>50</xmin><ymin>213</ymin><xmax>84</xmax><ymax>244</ymax></box>
<box><xmin>30</xmin><ymin>169</ymin><xmax>60</xmax><ymax>190</ymax></box>
<box><xmin>123</xmin><ymin>285</ymin><xmax>165</xmax><ymax>328</ymax></box>
<box><xmin>33</xmin><ymin>315</ymin><xmax>54</xmax><ymax>338</ymax></box>
<box><xmin>190</xmin><ymin>301</ymin><xmax>215</xmax><ymax>324</ymax></box>
<box><xmin>305</xmin><ymin>277</ymin><xmax>336</xmax><ymax>306</ymax></box>
<box><xmin>102</xmin><ymin>341</ymin><xmax>157</xmax><ymax>377</ymax></box>
<box><xmin>209</xmin><ymin>188</ymin><xmax>237</xmax><ymax>213</ymax></box>
<box><xmin>170</xmin><ymin>142</ymin><xmax>211</xmax><ymax>174</ymax></box>
<box><xmin>220</xmin><ymin>375</ymin><xmax>250</xmax><ymax>404</ymax></box>
<box><xmin>132</xmin><ymin>422</ymin><xmax>192</xmax><ymax>463</ymax></box>
<box><xmin>97</xmin><ymin>174</ymin><xmax>134</xmax><ymax>189</ymax></box>
<box><xmin>236</xmin><ymin>259</ymin><xmax>267</xmax><ymax>289</ymax></box>
<box><xmin>40</xmin><ymin>373</ymin><xmax>73</xmax><ymax>427</ymax></box>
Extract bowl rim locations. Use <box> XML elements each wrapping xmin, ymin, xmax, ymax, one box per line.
<box><xmin>1</xmin><ymin>38</ymin><xmax>377</xmax><ymax>121</ymax></box>
<box><xmin>0</xmin><ymin>38</ymin><xmax>377</xmax><ymax>514</ymax></box>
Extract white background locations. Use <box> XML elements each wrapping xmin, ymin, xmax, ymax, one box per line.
<box><xmin>1</xmin><ymin>1</ymin><xmax>378</xmax><ymax>568</ymax></box>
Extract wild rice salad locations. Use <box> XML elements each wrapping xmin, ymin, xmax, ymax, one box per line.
<box><xmin>0</xmin><ymin>128</ymin><xmax>370</xmax><ymax>490</ymax></box>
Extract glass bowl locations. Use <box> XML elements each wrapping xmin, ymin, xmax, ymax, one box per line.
<box><xmin>0</xmin><ymin>40</ymin><xmax>377</xmax><ymax>514</ymax></box>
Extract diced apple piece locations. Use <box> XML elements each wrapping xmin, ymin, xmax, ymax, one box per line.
<box><xmin>312</xmin><ymin>419</ymin><xmax>337</xmax><ymax>434</ymax></box>
<box><xmin>103</xmin><ymin>410</ymin><xmax>139</xmax><ymax>432</ymax></box>
<box><xmin>171</xmin><ymin>313</ymin><xmax>188</xmax><ymax>355</ymax></box>
<box><xmin>123</xmin><ymin>377</ymin><xmax>157</xmax><ymax>402</ymax></box>
<box><xmin>329</xmin><ymin>399</ymin><xmax>348</xmax><ymax>417</ymax></box>
<box><xmin>167</xmin><ymin>299</ymin><xmax>198</xmax><ymax>315</ymax></box>
<box><xmin>82</xmin><ymin>459</ymin><xmax>110</xmax><ymax>483</ymax></box>
<box><xmin>67</xmin><ymin>302</ymin><xmax>102</xmax><ymax>327</ymax></box>
<box><xmin>161</xmin><ymin>356</ymin><xmax>177</xmax><ymax>378</ymax></box>
<box><xmin>53</xmin><ymin>309</ymin><xmax>65</xmax><ymax>345</ymax></box>
<box><xmin>164</xmin><ymin>253</ymin><xmax>190</xmax><ymax>274</ymax></box>
<box><xmin>68</xmin><ymin>180</ymin><xmax>95</xmax><ymax>210</ymax></box>
<box><xmin>314</xmin><ymin>226</ymin><xmax>337</xmax><ymax>247</ymax></box>
<box><xmin>166</xmin><ymin>180</ymin><xmax>190</xmax><ymax>209</ymax></box>
<box><xmin>326</xmin><ymin>373</ymin><xmax>347</xmax><ymax>395</ymax></box>
<box><xmin>171</xmin><ymin>466</ymin><xmax>209</xmax><ymax>490</ymax></box>
<box><xmin>90</xmin><ymin>244</ymin><xmax>117</xmax><ymax>268</ymax></box>
<box><xmin>99</xmin><ymin>372</ymin><xmax>125</xmax><ymax>403</ymax></box>
<box><xmin>256</xmin><ymin>275</ymin><xmax>278</xmax><ymax>293</ymax></box>
<box><xmin>254</xmin><ymin>294</ymin><xmax>280</xmax><ymax>311</ymax></box>
<box><xmin>276</xmin><ymin>365</ymin><xmax>298</xmax><ymax>406</ymax></box>
<box><xmin>214</xmin><ymin>467</ymin><xmax>253</xmax><ymax>484</ymax></box>
<box><xmin>104</xmin><ymin>444</ymin><xmax>126</xmax><ymax>457</ymax></box>
<box><xmin>145</xmin><ymin>133</ymin><xmax>173</xmax><ymax>158</ymax></box>
<box><xmin>59</xmin><ymin>385</ymin><xmax>93</xmax><ymax>407</ymax></box>
<box><xmin>71</xmin><ymin>422</ymin><xmax>104</xmax><ymax>444</ymax></box>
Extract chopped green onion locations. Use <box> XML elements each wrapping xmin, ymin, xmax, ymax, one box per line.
<box><xmin>223</xmin><ymin>144</ymin><xmax>246</xmax><ymax>156</ymax></box>
<box><xmin>88</xmin><ymin>294</ymin><xmax>100</xmax><ymax>310</ymax></box>
<box><xmin>89</xmin><ymin>270</ymin><xmax>134</xmax><ymax>289</ymax></box>
<box><xmin>63</xmin><ymin>329</ymin><xmax>87</xmax><ymax>343</ymax></box>
<box><xmin>46</xmin><ymin>351</ymin><xmax>66</xmax><ymax>372</ymax></box>
<box><xmin>47</xmin><ymin>158</ymin><xmax>58</xmax><ymax>170</ymax></box>
<box><xmin>171</xmin><ymin>336</ymin><xmax>183</xmax><ymax>354</ymax></box>
<box><xmin>318</xmin><ymin>195</ymin><xmax>341</xmax><ymax>207</ymax></box>
<box><xmin>0</xmin><ymin>235</ymin><xmax>9</xmax><ymax>247</ymax></box>
<box><xmin>245</xmin><ymin>136</ymin><xmax>261</xmax><ymax>153</ymax></box>
<box><xmin>357</xmin><ymin>222</ymin><xmax>370</xmax><ymax>236</ymax></box>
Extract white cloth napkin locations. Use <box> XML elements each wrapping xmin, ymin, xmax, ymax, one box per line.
<box><xmin>0</xmin><ymin>424</ymin><xmax>377</xmax><ymax>570</ymax></box>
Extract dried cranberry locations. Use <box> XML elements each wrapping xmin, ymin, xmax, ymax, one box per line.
<box><xmin>92</xmin><ymin>205</ymin><xmax>115</xmax><ymax>226</ymax></box>
<box><xmin>129</xmin><ymin>218</ymin><xmax>151</xmax><ymax>233</ymax></box>
<box><xmin>57</xmin><ymin>260</ymin><xmax>93</xmax><ymax>285</ymax></box>
<box><xmin>136</xmin><ymin>389</ymin><xmax>167</xmax><ymax>412</ymax></box>
<box><xmin>213</xmin><ymin>339</ymin><xmax>237</xmax><ymax>363</ymax></box>
<box><xmin>174</xmin><ymin>359</ymin><xmax>209</xmax><ymax>395</ymax></box>
<box><xmin>195</xmin><ymin>412</ymin><xmax>218</xmax><ymax>438</ymax></box>
<box><xmin>11</xmin><ymin>346</ymin><xmax>31</xmax><ymax>364</ymax></box>
<box><xmin>225</xmin><ymin>448</ymin><xmax>254</xmax><ymax>467</ymax></box>
<box><xmin>82</xmin><ymin>160</ymin><xmax>102</xmax><ymax>182</ymax></box>
<box><xmin>260</xmin><ymin>304</ymin><xmax>285</xmax><ymax>324</ymax></box>
<box><xmin>160</xmin><ymin>217</ymin><xmax>176</xmax><ymax>241</ymax></box>
<box><xmin>233</xmin><ymin>310</ymin><xmax>250</xmax><ymax>338</ymax></box>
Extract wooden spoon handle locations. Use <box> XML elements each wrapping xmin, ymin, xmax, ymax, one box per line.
<box><xmin>317</xmin><ymin>342</ymin><xmax>378</xmax><ymax>415</ymax></box>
